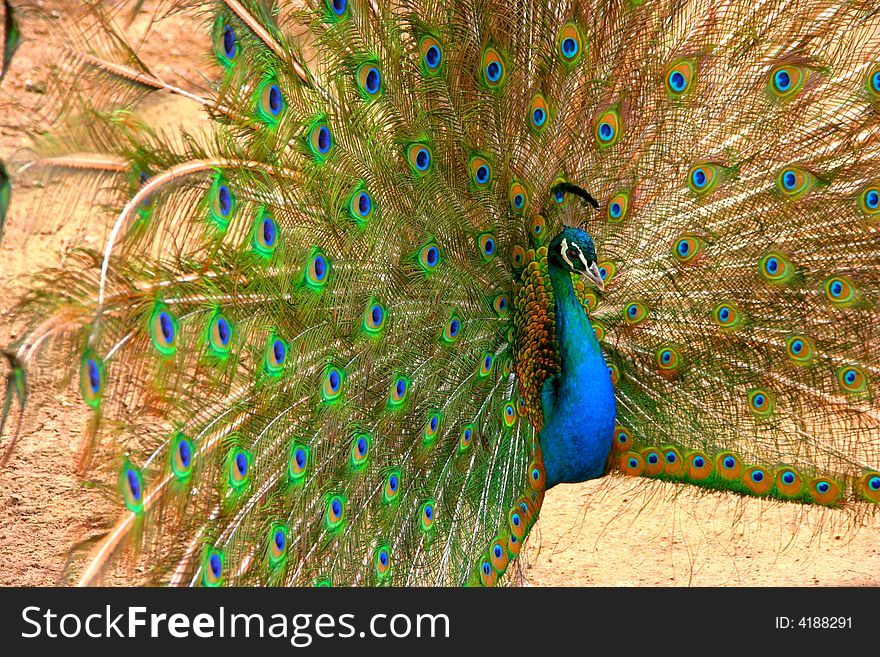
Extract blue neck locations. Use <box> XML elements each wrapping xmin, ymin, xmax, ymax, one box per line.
<box><xmin>538</xmin><ymin>263</ymin><xmax>616</xmax><ymax>487</ymax></box>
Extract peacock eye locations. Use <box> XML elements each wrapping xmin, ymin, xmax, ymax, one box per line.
<box><xmin>567</xmin><ymin>247</ymin><xmax>579</xmax><ymax>260</ymax></box>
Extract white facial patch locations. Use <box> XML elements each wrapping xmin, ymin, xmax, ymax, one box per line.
<box><xmin>559</xmin><ymin>237</ymin><xmax>590</xmax><ymax>272</ymax></box>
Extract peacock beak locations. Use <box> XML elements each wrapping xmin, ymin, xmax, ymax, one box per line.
<box><xmin>581</xmin><ymin>261</ymin><xmax>605</xmax><ymax>291</ymax></box>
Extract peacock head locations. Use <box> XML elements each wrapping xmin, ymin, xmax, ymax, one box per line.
<box><xmin>549</xmin><ymin>227</ymin><xmax>605</xmax><ymax>291</ymax></box>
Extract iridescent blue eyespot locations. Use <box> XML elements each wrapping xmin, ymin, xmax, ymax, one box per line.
<box><xmin>866</xmin><ymin>190</ymin><xmax>879</xmax><ymax>209</ymax></box>
<box><xmin>691</xmin><ymin>168</ymin><xmax>707</xmax><ymax>189</ymax></box>
<box><xmin>783</xmin><ymin>170</ymin><xmax>797</xmax><ymax>190</ymax></box>
<box><xmin>782</xmin><ymin>471</ymin><xmax>795</xmax><ymax>485</ymax></box>
<box><xmin>486</xmin><ymin>61</ymin><xmax>501</xmax><ymax>82</ymax></box>
<box><xmin>598</xmin><ymin>122</ymin><xmax>614</xmax><ymax>141</ymax></box>
<box><xmin>751</xmin><ymin>470</ymin><xmax>764</xmax><ymax>483</ymax></box>
<box><xmin>817</xmin><ymin>481</ymin><xmax>829</xmax><ymax>493</ymax></box>
<box><xmin>666</xmin><ymin>451</ymin><xmax>677</xmax><ymax>464</ymax></box>
<box><xmin>476</xmin><ymin>165</ymin><xmax>490</xmax><ymax>184</ymax></box>
<box><xmin>869</xmin><ymin>476</ymin><xmax>880</xmax><ymax>491</ymax></box>
<box><xmin>331</xmin><ymin>0</ymin><xmax>347</xmax><ymax>16</ymax></box>
<box><xmin>365</xmin><ymin>67</ymin><xmax>380</xmax><ymax>94</ymax></box>
<box><xmin>693</xmin><ymin>456</ymin><xmax>705</xmax><ymax>468</ymax></box>
<box><xmin>218</xmin><ymin>185</ymin><xmax>232</xmax><ymax>216</ymax></box>
<box><xmin>267</xmin><ymin>85</ymin><xmax>282</xmax><ymax>116</ymax></box>
<box><xmin>561</xmin><ymin>37</ymin><xmax>578</xmax><ymax>58</ymax></box>
<box><xmin>415</xmin><ymin>148</ymin><xmax>430</xmax><ymax>171</ymax></box>
<box><xmin>647</xmin><ymin>453</ymin><xmax>659</xmax><ymax>465</ymax></box>
<box><xmin>723</xmin><ymin>456</ymin><xmax>736</xmax><ymax>469</ymax></box>
<box><xmin>609</xmin><ymin>202</ymin><xmax>622</xmax><ymax>218</ymax></box>
<box><xmin>449</xmin><ymin>319</ymin><xmax>459</xmax><ymax>337</ymax></box>
<box><xmin>222</xmin><ymin>25</ymin><xmax>236</xmax><ymax>59</ymax></box>
<box><xmin>532</xmin><ymin>107</ymin><xmax>546</xmax><ymax>126</ymax></box>
<box><xmin>425</xmin><ymin>45</ymin><xmax>441</xmax><ymax>69</ymax></box>
<box><xmin>774</xmin><ymin>69</ymin><xmax>791</xmax><ymax>91</ymax></box>
<box><xmin>669</xmin><ymin>71</ymin><xmax>686</xmax><ymax>92</ymax></box>
<box><xmin>873</xmin><ymin>71</ymin><xmax>880</xmax><ymax>94</ymax></box>
<box><xmin>766</xmin><ymin>257</ymin><xmax>778</xmax><ymax>274</ymax></box>
<box><xmin>317</xmin><ymin>127</ymin><xmax>331</xmax><ymax>154</ymax></box>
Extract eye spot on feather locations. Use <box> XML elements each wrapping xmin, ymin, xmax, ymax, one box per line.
<box><xmin>470</xmin><ymin>157</ymin><xmax>492</xmax><ymax>188</ymax></box>
<box><xmin>528</xmin><ymin>460</ymin><xmax>546</xmax><ymax>490</ymax></box>
<box><xmin>665</xmin><ymin>58</ymin><xmax>696</xmax><ymax>96</ymax></box>
<box><xmin>388</xmin><ymin>375</ymin><xmax>410</xmax><ymax>408</ymax></box>
<box><xmin>529</xmin><ymin>94</ymin><xmax>550</xmax><ymax>131</ymax></box>
<box><xmin>624</xmin><ymin>301</ymin><xmax>649</xmax><ymax>325</ymax></box>
<box><xmin>716</xmin><ymin>452</ymin><xmax>743</xmax><ymax>480</ymax></box>
<box><xmin>363</xmin><ymin>301</ymin><xmax>386</xmax><ymax>335</ymax></box>
<box><xmin>214</xmin><ymin>18</ymin><xmax>237</xmax><ymax>65</ymax></box>
<box><xmin>253</xmin><ymin>211</ymin><xmax>278</xmax><ymax>257</ymax></box>
<box><xmin>120</xmin><ymin>461</ymin><xmax>143</xmax><ymax>512</ymax></box>
<box><xmin>776</xmin><ymin>468</ymin><xmax>803</xmax><ymax>497</ymax></box>
<box><xmin>687</xmin><ymin>163</ymin><xmax>722</xmax><ymax>195</ymax></box>
<box><xmin>502</xmin><ymin>402</ymin><xmax>516</xmax><ymax>427</ymax></box>
<box><xmin>838</xmin><ymin>366</ymin><xmax>867</xmax><ymax>393</ymax></box>
<box><xmin>383</xmin><ymin>470</ymin><xmax>402</xmax><ymax>504</ymax></box>
<box><xmin>509</xmin><ymin>182</ymin><xmax>529</xmax><ymax>213</ymax></box>
<box><xmin>823</xmin><ymin>276</ymin><xmax>856</xmax><ymax>305</ymax></box>
<box><xmin>257</xmin><ymin>80</ymin><xmax>285</xmax><ymax>123</ymax></box>
<box><xmin>612</xmin><ymin>426</ymin><xmax>632</xmax><ymax>452</ymax></box>
<box><xmin>327</xmin><ymin>0</ymin><xmax>348</xmax><ymax>18</ymax></box>
<box><xmin>458</xmin><ymin>424</ymin><xmax>474</xmax><ymax>454</ymax></box>
<box><xmin>269</xmin><ymin>526</ymin><xmax>288</xmax><ymax>566</ymax></box>
<box><xmin>419</xmin><ymin>500</ymin><xmax>435</xmax><ymax>532</ymax></box>
<box><xmin>759</xmin><ymin>252</ymin><xmax>795</xmax><ymax>283</ymax></box>
<box><xmin>209</xmin><ymin>177</ymin><xmax>235</xmax><ymax>229</ymax></box>
<box><xmin>482</xmin><ymin>47</ymin><xmax>505</xmax><ymax>87</ymax></box>
<box><xmin>288</xmin><ymin>444</ymin><xmax>309</xmax><ymax>483</ymax></box>
<box><xmin>607</xmin><ymin>190</ymin><xmax>631</xmax><ymax>222</ymax></box>
<box><xmin>358</xmin><ymin>64</ymin><xmax>382</xmax><ymax>97</ymax></box>
<box><xmin>712</xmin><ymin>301</ymin><xmax>742</xmax><ymax>329</ymax></box>
<box><xmin>529</xmin><ymin>215</ymin><xmax>547</xmax><ymax>243</ymax></box>
<box><xmin>860</xmin><ymin>186</ymin><xmax>880</xmax><ymax>215</ymax></box>
<box><xmin>655</xmin><ymin>345</ymin><xmax>681</xmax><ymax>377</ymax></box>
<box><xmin>374</xmin><ymin>545</ymin><xmax>391</xmax><ymax>580</ymax></box>
<box><xmin>202</xmin><ymin>549</ymin><xmax>224</xmax><ymax>587</ymax></box>
<box><xmin>322</xmin><ymin>366</ymin><xmax>344</xmax><ymax>402</ymax></box>
<box><xmin>556</xmin><ymin>23</ymin><xmax>583</xmax><ymax>64</ymax></box>
<box><xmin>776</xmin><ymin>166</ymin><xmax>816</xmax><ymax>199</ymax></box>
<box><xmin>407</xmin><ymin>144</ymin><xmax>433</xmax><ymax>174</ymax></box>
<box><xmin>748</xmin><ymin>389</ymin><xmax>774</xmax><ymax>417</ymax></box>
<box><xmin>769</xmin><ymin>64</ymin><xmax>806</xmax><ymax>97</ymax></box>
<box><xmin>150</xmin><ymin>304</ymin><xmax>178</xmax><ymax>356</ymax></box>
<box><xmin>594</xmin><ymin>108</ymin><xmax>621</xmax><ymax>147</ymax></box>
<box><xmin>265</xmin><ymin>336</ymin><xmax>287</xmax><ymax>374</ymax></box>
<box><xmin>309</xmin><ymin>124</ymin><xmax>333</xmax><ymax>157</ymax></box>
<box><xmin>305</xmin><ymin>251</ymin><xmax>330</xmax><ymax>288</ymax></box>
<box><xmin>672</xmin><ymin>235</ymin><xmax>703</xmax><ymax>264</ymax></box>
<box><xmin>743</xmin><ymin>466</ymin><xmax>773</xmax><ymax>495</ymax></box>
<box><xmin>351</xmin><ymin>434</ymin><xmax>371</xmax><ymax>469</ymax></box>
<box><xmin>208</xmin><ymin>312</ymin><xmax>232</xmax><ymax>357</ymax></box>
<box><xmin>808</xmin><ymin>478</ymin><xmax>841</xmax><ymax>505</ymax></box>
<box><xmin>441</xmin><ymin>314</ymin><xmax>461</xmax><ymax>343</ymax></box>
<box><xmin>785</xmin><ymin>335</ymin><xmax>815</xmax><ymax>364</ymax></box>
<box><xmin>228</xmin><ymin>448</ymin><xmax>250</xmax><ymax>491</ymax></box>
<box><xmin>170</xmin><ymin>433</ymin><xmax>194</xmax><ymax>481</ymax></box>
<box><xmin>325</xmin><ymin>494</ymin><xmax>346</xmax><ymax>531</ymax></box>
<box><xmin>419</xmin><ymin>36</ymin><xmax>443</xmax><ymax>72</ymax></box>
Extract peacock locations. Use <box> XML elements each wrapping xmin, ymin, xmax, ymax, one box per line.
<box><xmin>0</xmin><ymin>0</ymin><xmax>878</xmax><ymax>588</ymax></box>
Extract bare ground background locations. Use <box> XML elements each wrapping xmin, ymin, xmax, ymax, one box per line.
<box><xmin>0</xmin><ymin>0</ymin><xmax>877</xmax><ymax>587</ymax></box>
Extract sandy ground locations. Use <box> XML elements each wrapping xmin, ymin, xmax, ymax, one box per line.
<box><xmin>0</xmin><ymin>0</ymin><xmax>877</xmax><ymax>587</ymax></box>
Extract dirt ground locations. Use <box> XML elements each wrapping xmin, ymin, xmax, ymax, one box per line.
<box><xmin>0</xmin><ymin>1</ymin><xmax>877</xmax><ymax>587</ymax></box>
